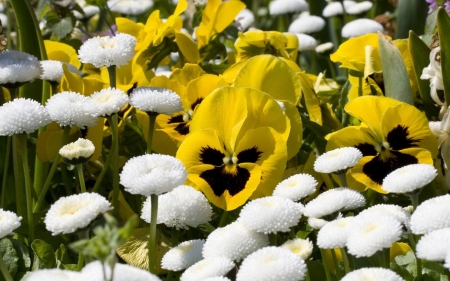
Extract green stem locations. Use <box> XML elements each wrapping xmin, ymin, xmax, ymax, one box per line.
<box><xmin>12</xmin><ymin>135</ymin><xmax>26</xmax><ymax>219</ymax></box>
<box><xmin>171</xmin><ymin>227</ymin><xmax>179</xmax><ymax>247</ymax></box>
<box><xmin>107</xmin><ymin>66</ymin><xmax>116</xmax><ymax>88</ymax></box>
<box><xmin>92</xmin><ymin>143</ymin><xmax>115</xmax><ymax>192</ymax></box>
<box><xmin>148</xmin><ymin>194</ymin><xmax>158</xmax><ymax>273</ymax></box>
<box><xmin>341</xmin><ymin>247</ymin><xmax>351</xmax><ymax>274</ymax></box>
<box><xmin>218</xmin><ymin>210</ymin><xmax>229</xmax><ymax>227</ymax></box>
<box><xmin>1</xmin><ymin>136</ymin><xmax>11</xmax><ymax>208</ymax></box>
<box><xmin>76</xmin><ymin>252</ymin><xmax>85</xmax><ymax>272</ymax></box>
<box><xmin>76</xmin><ymin>165</ymin><xmax>86</xmax><ymax>193</ymax></box>
<box><xmin>326</xmin><ymin>57</ymin><xmax>337</xmax><ymax>81</ymax></box>
<box><xmin>60</xmin><ymin>163</ymin><xmax>72</xmax><ymax>196</ymax></box>
<box><xmin>18</xmin><ymin>133</ymin><xmax>34</xmax><ymax>242</ymax></box>
<box><xmin>269</xmin><ymin>233</ymin><xmax>277</xmax><ymax>246</ymax></box>
<box><xmin>336</xmin><ymin>172</ymin><xmax>347</xmax><ymax>187</ymax></box>
<box><xmin>358</xmin><ymin>76</ymin><xmax>363</xmax><ymax>97</ymax></box>
<box><xmin>408</xmin><ymin>233</ymin><xmax>422</xmax><ymax>278</ymax></box>
<box><xmin>376</xmin><ymin>248</ymin><xmax>390</xmax><ymax>269</ymax></box>
<box><xmin>409</xmin><ymin>193</ymin><xmax>420</xmax><ymax>211</ymax></box>
<box><xmin>331</xmin><ymin>248</ymin><xmax>342</xmax><ymax>280</ymax></box>
<box><xmin>0</xmin><ymin>252</ymin><xmax>13</xmax><ymax>281</ymax></box>
<box><xmin>320</xmin><ymin>248</ymin><xmax>333</xmax><ymax>281</ymax></box>
<box><xmin>147</xmin><ymin>114</ymin><xmax>157</xmax><ymax>154</ymax></box>
<box><xmin>108</xmin><ymin>114</ymin><xmax>120</xmax><ymax>217</ymax></box>
<box><xmin>34</xmin><ymin>126</ymin><xmax>71</xmax><ymax>213</ymax></box>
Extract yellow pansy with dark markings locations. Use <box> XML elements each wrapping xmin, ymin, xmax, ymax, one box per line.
<box><xmin>176</xmin><ymin>87</ymin><xmax>289</xmax><ymax>210</ymax></box>
<box><xmin>326</xmin><ymin>96</ymin><xmax>438</xmax><ymax>193</ymax></box>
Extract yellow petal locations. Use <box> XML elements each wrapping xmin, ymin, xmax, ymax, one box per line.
<box><xmin>234</xmin><ymin>55</ymin><xmax>301</xmax><ymax>104</ymax></box>
<box><xmin>170</xmin><ymin>64</ymin><xmax>206</xmax><ymax>86</ymax></box>
<box><xmin>186</xmin><ymin>74</ymin><xmax>228</xmax><ymax>108</ymax></box>
<box><xmin>390</xmin><ymin>242</ymin><xmax>412</xmax><ymax>262</ymax></box>
<box><xmin>173</xmin><ymin>0</ymin><xmax>188</xmax><ymax>16</ymax></box>
<box><xmin>116</xmin><ymin>17</ymin><xmax>144</xmax><ymax>38</ymax></box>
<box><xmin>175</xmin><ymin>32</ymin><xmax>200</xmax><ymax>63</ymax></box>
<box><xmin>220</xmin><ymin>60</ymin><xmax>247</xmax><ymax>84</ymax></box>
<box><xmin>283</xmin><ymin>101</ymin><xmax>302</xmax><ymax>160</ymax></box>
<box><xmin>85</xmin><ymin>118</ymin><xmax>105</xmax><ymax>161</ymax></box>
<box><xmin>60</xmin><ymin>64</ymin><xmax>84</xmax><ymax>93</ymax></box>
<box><xmin>213</xmin><ymin>0</ymin><xmax>246</xmax><ymax>34</ymax></box>
<box><xmin>45</xmin><ymin>40</ymin><xmax>81</xmax><ymax>68</ymax></box>
<box><xmin>131</xmin><ymin>50</ymin><xmax>156</xmax><ymax>87</ymax></box>
<box><xmin>298</xmin><ymin>72</ymin><xmax>322</xmax><ymax>124</ymax></box>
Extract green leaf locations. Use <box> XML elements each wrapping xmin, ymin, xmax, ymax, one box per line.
<box><xmin>395</xmin><ymin>251</ymin><xmax>416</xmax><ymax>265</ymax></box>
<box><xmin>55</xmin><ymin>244</ymin><xmax>74</xmax><ymax>266</ymax></box>
<box><xmin>409</xmin><ymin>31</ymin><xmax>439</xmax><ymax>119</ymax></box>
<box><xmin>31</xmin><ymin>239</ymin><xmax>56</xmax><ymax>269</ymax></box>
<box><xmin>306</xmin><ymin>260</ymin><xmax>327</xmax><ymax>281</ymax></box>
<box><xmin>437</xmin><ymin>7</ymin><xmax>450</xmax><ymax>104</ymax></box>
<box><xmin>391</xmin><ymin>262</ymin><xmax>414</xmax><ymax>281</ymax></box>
<box><xmin>0</xmin><ymin>238</ymin><xmax>19</xmax><ymax>278</ymax></box>
<box><xmin>378</xmin><ymin>32</ymin><xmax>414</xmax><ymax>104</ymax></box>
<box><xmin>10</xmin><ymin>239</ymin><xmax>31</xmax><ymax>273</ymax></box>
<box><xmin>396</xmin><ymin>0</ymin><xmax>428</xmax><ymax>39</ymax></box>
<box><xmin>46</xmin><ymin>12</ymin><xmax>75</xmax><ymax>39</ymax></box>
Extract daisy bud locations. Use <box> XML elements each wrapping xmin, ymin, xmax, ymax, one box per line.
<box><xmin>281</xmin><ymin>238</ymin><xmax>314</xmax><ymax>260</ymax></box>
<box><xmin>59</xmin><ymin>138</ymin><xmax>95</xmax><ymax>165</ymax></box>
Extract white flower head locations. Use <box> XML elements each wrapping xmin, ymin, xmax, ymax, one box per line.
<box><xmin>141</xmin><ymin>185</ymin><xmax>212</xmax><ymax>229</ymax></box>
<box><xmin>26</xmin><ymin>269</ymin><xmax>84</xmax><ymax>281</ymax></box>
<box><xmin>296</xmin><ymin>33</ymin><xmax>318</xmax><ymax>52</ymax></box>
<box><xmin>81</xmin><ymin>260</ymin><xmax>161</xmax><ymax>281</ymax></box>
<box><xmin>107</xmin><ymin>0</ymin><xmax>154</xmax><ymax>15</ymax></box>
<box><xmin>345</xmin><ymin>1</ymin><xmax>373</xmax><ymax>15</ymax></box>
<box><xmin>120</xmin><ymin>154</ymin><xmax>187</xmax><ymax>196</ymax></box>
<box><xmin>281</xmin><ymin>238</ymin><xmax>313</xmax><ymax>260</ymax></box>
<box><xmin>341</xmin><ymin>267</ymin><xmax>405</xmax><ymax>281</ymax></box>
<box><xmin>416</xmin><ymin>228</ymin><xmax>450</xmax><ymax>262</ymax></box>
<box><xmin>198</xmin><ymin>278</ymin><xmax>231</xmax><ymax>281</ymax></box>
<box><xmin>0</xmin><ymin>98</ymin><xmax>51</xmax><ymax>136</ymax></box>
<box><xmin>161</xmin><ymin>239</ymin><xmax>205</xmax><ymax>271</ymax></box>
<box><xmin>269</xmin><ymin>0</ymin><xmax>309</xmax><ymax>15</ymax></box>
<box><xmin>130</xmin><ymin>87</ymin><xmax>183</xmax><ymax>115</ymax></box>
<box><xmin>90</xmin><ymin>87</ymin><xmax>129</xmax><ymax>117</ymax></box>
<box><xmin>322</xmin><ymin>2</ymin><xmax>343</xmax><ymax>17</ymax></box>
<box><xmin>78</xmin><ymin>33</ymin><xmax>136</xmax><ymax>68</ymax></box>
<box><xmin>382</xmin><ymin>164</ymin><xmax>437</xmax><ymax>194</ymax></box>
<box><xmin>0</xmin><ymin>209</ymin><xmax>22</xmax><ymax>239</ymax></box>
<box><xmin>236</xmin><ymin>247</ymin><xmax>307</xmax><ymax>281</ymax></box>
<box><xmin>317</xmin><ymin>216</ymin><xmax>355</xmax><ymax>249</ymax></box>
<box><xmin>59</xmin><ymin>138</ymin><xmax>95</xmax><ymax>165</ymax></box>
<box><xmin>44</xmin><ymin>193</ymin><xmax>112</xmax><ymax>235</ymax></box>
<box><xmin>314</xmin><ymin>147</ymin><xmax>363</xmax><ymax>173</ymax></box>
<box><xmin>316</xmin><ymin>42</ymin><xmax>334</xmax><ymax>54</ymax></box>
<box><xmin>40</xmin><ymin>60</ymin><xmax>80</xmax><ymax>82</ymax></box>
<box><xmin>288</xmin><ymin>15</ymin><xmax>326</xmax><ymax>34</ymax></box>
<box><xmin>180</xmin><ymin>257</ymin><xmax>235</xmax><ymax>281</ymax></box>
<box><xmin>421</xmin><ymin>47</ymin><xmax>444</xmax><ymax>105</ymax></box>
<box><xmin>202</xmin><ymin>221</ymin><xmax>269</xmax><ymax>262</ymax></box>
<box><xmin>238</xmin><ymin>196</ymin><xmax>302</xmax><ymax>234</ymax></box>
<box><xmin>410</xmin><ymin>194</ymin><xmax>450</xmax><ymax>234</ymax></box>
<box><xmin>346</xmin><ymin>215</ymin><xmax>403</xmax><ymax>257</ymax></box>
<box><xmin>357</xmin><ymin>204</ymin><xmax>411</xmax><ymax>230</ymax></box>
<box><xmin>342</xmin><ymin>19</ymin><xmax>384</xmax><ymax>38</ymax></box>
<box><xmin>308</xmin><ymin>217</ymin><xmax>330</xmax><ymax>230</ymax></box>
<box><xmin>0</xmin><ymin>50</ymin><xmax>42</xmax><ymax>86</ymax></box>
<box><xmin>235</xmin><ymin>9</ymin><xmax>254</xmax><ymax>31</ymax></box>
<box><xmin>444</xmin><ymin>250</ymin><xmax>450</xmax><ymax>270</ymax></box>
<box><xmin>45</xmin><ymin>91</ymin><xmax>98</xmax><ymax>128</ymax></box>
<box><xmin>304</xmin><ymin>187</ymin><xmax>366</xmax><ymax>218</ymax></box>
<box><xmin>73</xmin><ymin>5</ymin><xmax>100</xmax><ymax>19</ymax></box>
<box><xmin>273</xmin><ymin>173</ymin><xmax>317</xmax><ymax>201</ymax></box>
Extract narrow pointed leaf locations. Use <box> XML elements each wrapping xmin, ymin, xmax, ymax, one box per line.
<box><xmin>437</xmin><ymin>7</ymin><xmax>450</xmax><ymax>104</ymax></box>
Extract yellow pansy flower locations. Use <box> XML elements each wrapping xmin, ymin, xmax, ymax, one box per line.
<box><xmin>45</xmin><ymin>40</ymin><xmax>81</xmax><ymax>69</ymax></box>
<box><xmin>196</xmin><ymin>0</ymin><xmax>246</xmax><ymax>49</ymax></box>
<box><xmin>326</xmin><ymin>96</ymin><xmax>437</xmax><ymax>193</ymax></box>
<box><xmin>176</xmin><ymin>87</ymin><xmax>289</xmax><ymax>210</ymax></box>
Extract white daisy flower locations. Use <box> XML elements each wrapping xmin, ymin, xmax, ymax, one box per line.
<box><xmin>202</xmin><ymin>221</ymin><xmax>269</xmax><ymax>262</ymax></box>
<box><xmin>0</xmin><ymin>98</ymin><xmax>51</xmax><ymax>136</ymax></box>
<box><xmin>235</xmin><ymin>9</ymin><xmax>254</xmax><ymax>31</ymax></box>
<box><xmin>130</xmin><ymin>87</ymin><xmax>183</xmax><ymax>115</ymax></box>
<box><xmin>78</xmin><ymin>33</ymin><xmax>136</xmax><ymax>68</ymax></box>
<box><xmin>161</xmin><ymin>240</ymin><xmax>205</xmax><ymax>271</ymax></box>
<box><xmin>281</xmin><ymin>238</ymin><xmax>313</xmax><ymax>260</ymax></box>
<box><xmin>341</xmin><ymin>267</ymin><xmax>405</xmax><ymax>281</ymax></box>
<box><xmin>308</xmin><ymin>217</ymin><xmax>330</xmax><ymax>230</ymax></box>
<box><xmin>382</xmin><ymin>164</ymin><xmax>437</xmax><ymax>194</ymax></box>
<box><xmin>45</xmin><ymin>91</ymin><xmax>98</xmax><ymax>128</ymax></box>
<box><xmin>141</xmin><ymin>185</ymin><xmax>212</xmax><ymax>229</ymax></box>
<box><xmin>40</xmin><ymin>60</ymin><xmax>81</xmax><ymax>83</ymax></box>
<box><xmin>322</xmin><ymin>2</ymin><xmax>344</xmax><ymax>17</ymax></box>
<box><xmin>44</xmin><ymin>193</ymin><xmax>112</xmax><ymax>235</ymax></box>
<box><xmin>296</xmin><ymin>33</ymin><xmax>318</xmax><ymax>52</ymax></box>
<box><xmin>89</xmin><ymin>87</ymin><xmax>129</xmax><ymax>117</ymax></box>
<box><xmin>317</xmin><ymin>216</ymin><xmax>355</xmax><ymax>249</ymax></box>
<box><xmin>73</xmin><ymin>5</ymin><xmax>100</xmax><ymax>19</ymax></box>
<box><xmin>81</xmin><ymin>260</ymin><xmax>161</xmax><ymax>281</ymax></box>
<box><xmin>346</xmin><ymin>215</ymin><xmax>403</xmax><ymax>257</ymax></box>
<box><xmin>59</xmin><ymin>138</ymin><xmax>95</xmax><ymax>165</ymax></box>
<box><xmin>314</xmin><ymin>147</ymin><xmax>363</xmax><ymax>174</ymax></box>
<box><xmin>180</xmin><ymin>257</ymin><xmax>235</xmax><ymax>281</ymax></box>
<box><xmin>198</xmin><ymin>278</ymin><xmax>231</xmax><ymax>281</ymax></box>
<box><xmin>107</xmin><ymin>0</ymin><xmax>154</xmax><ymax>16</ymax></box>
<box><xmin>272</xmin><ymin>173</ymin><xmax>317</xmax><ymax>201</ymax></box>
<box><xmin>303</xmin><ymin>187</ymin><xmax>366</xmax><ymax>218</ymax></box>
<box><xmin>315</xmin><ymin>42</ymin><xmax>334</xmax><ymax>54</ymax></box>
<box><xmin>342</xmin><ymin>19</ymin><xmax>384</xmax><ymax>38</ymax></box>
<box><xmin>421</xmin><ymin>47</ymin><xmax>444</xmax><ymax>106</ymax></box>
<box><xmin>0</xmin><ymin>209</ymin><xmax>22</xmax><ymax>239</ymax></box>
<box><xmin>0</xmin><ymin>50</ymin><xmax>42</xmax><ymax>86</ymax></box>
<box><xmin>345</xmin><ymin>1</ymin><xmax>373</xmax><ymax>15</ymax></box>
<box><xmin>444</xmin><ymin>251</ymin><xmax>450</xmax><ymax>270</ymax></box>
<box><xmin>236</xmin><ymin>247</ymin><xmax>307</xmax><ymax>281</ymax></box>
<box><xmin>25</xmin><ymin>269</ymin><xmax>84</xmax><ymax>281</ymax></box>
<box><xmin>238</xmin><ymin>196</ymin><xmax>302</xmax><ymax>234</ymax></box>
<box><xmin>120</xmin><ymin>154</ymin><xmax>187</xmax><ymax>196</ymax></box>
<box><xmin>416</xmin><ymin>228</ymin><xmax>450</xmax><ymax>262</ymax></box>
<box><xmin>410</xmin><ymin>194</ymin><xmax>450</xmax><ymax>234</ymax></box>
<box><xmin>269</xmin><ymin>0</ymin><xmax>309</xmax><ymax>15</ymax></box>
<box><xmin>288</xmin><ymin>15</ymin><xmax>326</xmax><ymax>34</ymax></box>
<box><xmin>357</xmin><ymin>204</ymin><xmax>411</xmax><ymax>230</ymax></box>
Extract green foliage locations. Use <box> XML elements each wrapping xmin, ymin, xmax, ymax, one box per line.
<box><xmin>0</xmin><ymin>238</ymin><xmax>19</xmax><ymax>278</ymax></box>
<box><xmin>31</xmin><ymin>239</ymin><xmax>57</xmax><ymax>269</ymax></box>
<box><xmin>437</xmin><ymin>8</ymin><xmax>450</xmax><ymax>104</ymax></box>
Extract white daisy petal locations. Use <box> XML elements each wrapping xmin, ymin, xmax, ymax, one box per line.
<box><xmin>59</xmin><ymin>138</ymin><xmax>95</xmax><ymax>165</ymax></box>
<box><xmin>416</xmin><ymin>228</ymin><xmax>450</xmax><ymax>262</ymax></box>
<box><xmin>296</xmin><ymin>33</ymin><xmax>318</xmax><ymax>52</ymax></box>
<box><xmin>130</xmin><ymin>87</ymin><xmax>183</xmax><ymax>115</ymax></box>
<box><xmin>161</xmin><ymin>240</ymin><xmax>205</xmax><ymax>271</ymax></box>
<box><xmin>273</xmin><ymin>173</ymin><xmax>318</xmax><ymax>201</ymax></box>
<box><xmin>180</xmin><ymin>257</ymin><xmax>235</xmax><ymax>281</ymax></box>
<box><xmin>90</xmin><ymin>87</ymin><xmax>129</xmax><ymax>117</ymax></box>
<box><xmin>107</xmin><ymin>0</ymin><xmax>154</xmax><ymax>16</ymax></box>
<box><xmin>81</xmin><ymin>261</ymin><xmax>161</xmax><ymax>281</ymax></box>
<box><xmin>40</xmin><ymin>60</ymin><xmax>80</xmax><ymax>82</ymax></box>
<box><xmin>317</xmin><ymin>216</ymin><xmax>355</xmax><ymax>249</ymax></box>
<box><xmin>341</xmin><ymin>19</ymin><xmax>384</xmax><ymax>38</ymax></box>
<box><xmin>269</xmin><ymin>0</ymin><xmax>309</xmax><ymax>15</ymax></box>
<box><xmin>0</xmin><ymin>50</ymin><xmax>42</xmax><ymax>86</ymax></box>
<box><xmin>345</xmin><ymin>1</ymin><xmax>373</xmax><ymax>15</ymax></box>
<box><xmin>382</xmin><ymin>164</ymin><xmax>437</xmax><ymax>194</ymax></box>
<box><xmin>26</xmin><ymin>269</ymin><xmax>83</xmax><ymax>281</ymax></box>
<box><xmin>0</xmin><ymin>209</ymin><xmax>22</xmax><ymax>239</ymax></box>
<box><xmin>357</xmin><ymin>204</ymin><xmax>411</xmax><ymax>230</ymax></box>
<box><xmin>288</xmin><ymin>15</ymin><xmax>326</xmax><ymax>34</ymax></box>
<box><xmin>281</xmin><ymin>238</ymin><xmax>313</xmax><ymax>260</ymax></box>
<box><xmin>341</xmin><ymin>267</ymin><xmax>405</xmax><ymax>281</ymax></box>
<box><xmin>410</xmin><ymin>194</ymin><xmax>450</xmax><ymax>234</ymax></box>
<box><xmin>314</xmin><ymin>147</ymin><xmax>363</xmax><ymax>173</ymax></box>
